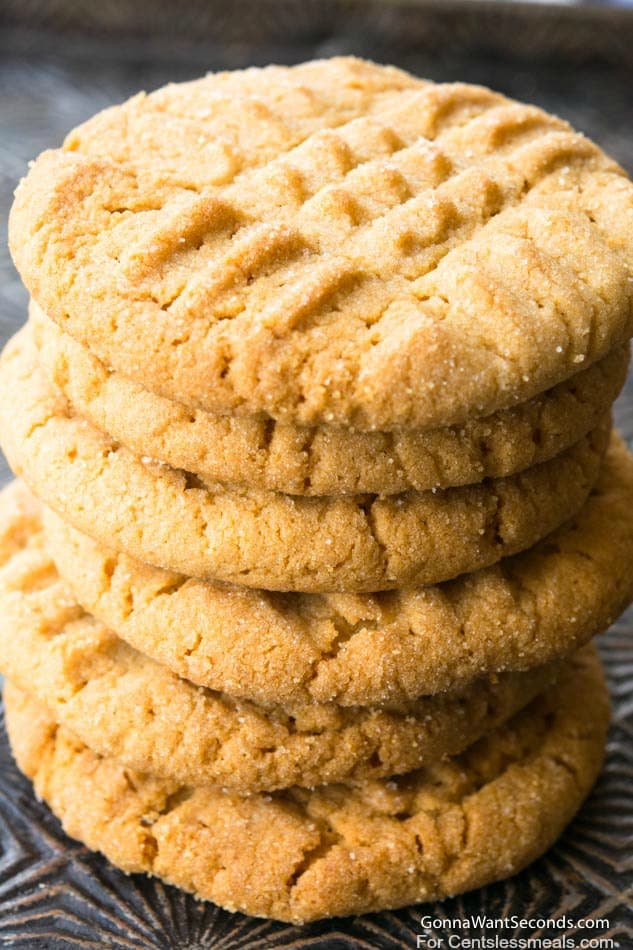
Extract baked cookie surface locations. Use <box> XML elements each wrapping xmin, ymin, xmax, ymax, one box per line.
<box><xmin>42</xmin><ymin>435</ymin><xmax>633</xmax><ymax>707</ymax></box>
<box><xmin>5</xmin><ymin>645</ymin><xmax>609</xmax><ymax>922</ymax></box>
<box><xmin>9</xmin><ymin>58</ymin><xmax>633</xmax><ymax>429</ymax></box>
<box><xmin>0</xmin><ymin>479</ymin><xmax>556</xmax><ymax>791</ymax></box>
<box><xmin>0</xmin><ymin>328</ymin><xmax>609</xmax><ymax>592</ymax></box>
<box><xmin>32</xmin><ymin>303</ymin><xmax>629</xmax><ymax>496</ymax></box>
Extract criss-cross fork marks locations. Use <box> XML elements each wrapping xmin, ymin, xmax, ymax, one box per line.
<box><xmin>98</xmin><ymin>102</ymin><xmax>631</xmax><ymax>366</ymax></box>
<box><xmin>12</xmin><ymin>60</ymin><xmax>633</xmax><ymax>428</ymax></box>
<box><xmin>110</xmin><ymin>89</ymin><xmax>591</xmax><ymax>334</ymax></box>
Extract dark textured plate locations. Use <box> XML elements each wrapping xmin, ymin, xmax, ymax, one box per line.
<box><xmin>0</xmin><ymin>3</ymin><xmax>632</xmax><ymax>946</ymax></box>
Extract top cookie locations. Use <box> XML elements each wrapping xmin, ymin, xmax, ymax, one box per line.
<box><xmin>9</xmin><ymin>57</ymin><xmax>633</xmax><ymax>429</ymax></box>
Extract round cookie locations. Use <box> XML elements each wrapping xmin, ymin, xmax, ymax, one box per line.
<box><xmin>43</xmin><ymin>433</ymin><xmax>633</xmax><ymax>707</ymax></box>
<box><xmin>5</xmin><ymin>646</ymin><xmax>609</xmax><ymax>922</ymax></box>
<box><xmin>0</xmin><ymin>480</ymin><xmax>557</xmax><ymax>792</ymax></box>
<box><xmin>31</xmin><ymin>304</ymin><xmax>630</xmax><ymax>496</ymax></box>
<box><xmin>0</xmin><ymin>328</ymin><xmax>610</xmax><ymax>593</ymax></box>
<box><xmin>9</xmin><ymin>59</ymin><xmax>633</xmax><ymax>430</ymax></box>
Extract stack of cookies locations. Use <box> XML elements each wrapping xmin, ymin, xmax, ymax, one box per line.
<box><xmin>1</xmin><ymin>58</ymin><xmax>633</xmax><ymax>923</ymax></box>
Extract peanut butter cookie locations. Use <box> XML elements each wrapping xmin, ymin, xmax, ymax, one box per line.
<box><xmin>5</xmin><ymin>645</ymin><xmax>608</xmax><ymax>921</ymax></box>
<box><xmin>42</xmin><ymin>435</ymin><xmax>633</xmax><ymax>707</ymax></box>
<box><xmin>31</xmin><ymin>303</ymin><xmax>629</xmax><ymax>496</ymax></box>
<box><xmin>9</xmin><ymin>59</ymin><xmax>633</xmax><ymax>429</ymax></box>
<box><xmin>0</xmin><ymin>480</ymin><xmax>557</xmax><ymax>791</ymax></box>
<box><xmin>0</xmin><ymin>328</ymin><xmax>609</xmax><ymax>592</ymax></box>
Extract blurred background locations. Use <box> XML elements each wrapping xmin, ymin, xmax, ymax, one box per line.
<box><xmin>6</xmin><ymin>0</ymin><xmax>633</xmax><ymax>482</ymax></box>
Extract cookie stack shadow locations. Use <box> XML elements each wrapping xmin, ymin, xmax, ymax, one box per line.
<box><xmin>2</xmin><ymin>58</ymin><xmax>633</xmax><ymax>923</ymax></box>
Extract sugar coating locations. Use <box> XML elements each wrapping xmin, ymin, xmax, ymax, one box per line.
<box><xmin>9</xmin><ymin>58</ymin><xmax>633</xmax><ymax>429</ymax></box>
<box><xmin>32</xmin><ymin>303</ymin><xmax>629</xmax><ymax>496</ymax></box>
<box><xmin>0</xmin><ymin>328</ymin><xmax>610</xmax><ymax>593</ymax></box>
<box><xmin>5</xmin><ymin>647</ymin><xmax>609</xmax><ymax>922</ymax></box>
<box><xmin>42</xmin><ymin>436</ymin><xmax>633</xmax><ymax>707</ymax></box>
<box><xmin>0</xmin><ymin>481</ymin><xmax>559</xmax><ymax>792</ymax></box>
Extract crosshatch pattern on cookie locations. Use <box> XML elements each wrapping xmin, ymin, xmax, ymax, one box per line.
<box><xmin>9</xmin><ymin>59</ymin><xmax>633</xmax><ymax>429</ymax></box>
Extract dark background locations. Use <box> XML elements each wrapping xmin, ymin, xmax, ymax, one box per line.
<box><xmin>0</xmin><ymin>2</ymin><xmax>632</xmax><ymax>947</ymax></box>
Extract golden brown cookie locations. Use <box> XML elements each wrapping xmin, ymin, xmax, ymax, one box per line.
<box><xmin>42</xmin><ymin>433</ymin><xmax>633</xmax><ymax>707</ymax></box>
<box><xmin>0</xmin><ymin>328</ymin><xmax>609</xmax><ymax>593</ymax></box>
<box><xmin>31</xmin><ymin>303</ymin><xmax>629</xmax><ymax>495</ymax></box>
<box><xmin>0</xmin><ymin>481</ymin><xmax>557</xmax><ymax>791</ymax></box>
<box><xmin>9</xmin><ymin>59</ymin><xmax>633</xmax><ymax>430</ymax></box>
<box><xmin>5</xmin><ymin>645</ymin><xmax>609</xmax><ymax>921</ymax></box>
<box><xmin>46</xmin><ymin>438</ymin><xmax>633</xmax><ymax>705</ymax></box>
